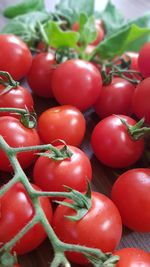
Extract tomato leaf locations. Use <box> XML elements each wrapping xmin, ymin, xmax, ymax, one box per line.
<box><xmin>78</xmin><ymin>13</ymin><xmax>97</xmax><ymax>47</ymax></box>
<box><xmin>3</xmin><ymin>0</ymin><xmax>45</xmax><ymax>18</ymax></box>
<box><xmin>44</xmin><ymin>21</ymin><xmax>79</xmax><ymax>48</ymax></box>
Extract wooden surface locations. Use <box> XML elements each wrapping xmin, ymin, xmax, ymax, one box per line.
<box><xmin>0</xmin><ymin>1</ymin><xmax>150</xmax><ymax>266</ymax></box>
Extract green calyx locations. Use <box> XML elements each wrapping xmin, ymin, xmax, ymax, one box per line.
<box><xmin>0</xmin><ymin>251</ymin><xmax>17</xmax><ymax>267</ymax></box>
<box><xmin>37</xmin><ymin>144</ymin><xmax>73</xmax><ymax>161</ymax></box>
<box><xmin>0</xmin><ymin>71</ymin><xmax>19</xmax><ymax>95</ymax></box>
<box><xmin>83</xmin><ymin>252</ymin><xmax>119</xmax><ymax>267</ymax></box>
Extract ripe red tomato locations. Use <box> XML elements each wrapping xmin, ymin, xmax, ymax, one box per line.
<box><xmin>111</xmin><ymin>168</ymin><xmax>150</xmax><ymax>232</ymax></box>
<box><xmin>115</xmin><ymin>248</ymin><xmax>150</xmax><ymax>267</ymax></box>
<box><xmin>132</xmin><ymin>77</ymin><xmax>150</xmax><ymax>124</ymax></box>
<box><xmin>0</xmin><ymin>84</ymin><xmax>34</xmax><ymax>116</ymax></box>
<box><xmin>91</xmin><ymin>115</ymin><xmax>144</xmax><ymax>168</ymax></box>
<box><xmin>52</xmin><ymin>191</ymin><xmax>122</xmax><ymax>265</ymax></box>
<box><xmin>0</xmin><ymin>116</ymin><xmax>40</xmax><ymax>172</ymax></box>
<box><xmin>138</xmin><ymin>41</ymin><xmax>150</xmax><ymax>78</ymax></box>
<box><xmin>0</xmin><ymin>182</ymin><xmax>53</xmax><ymax>255</ymax></box>
<box><xmin>27</xmin><ymin>52</ymin><xmax>56</xmax><ymax>98</ymax></box>
<box><xmin>37</xmin><ymin>105</ymin><xmax>86</xmax><ymax>146</ymax></box>
<box><xmin>94</xmin><ymin>78</ymin><xmax>135</xmax><ymax>118</ymax></box>
<box><xmin>33</xmin><ymin>145</ymin><xmax>92</xmax><ymax>196</ymax></box>
<box><xmin>51</xmin><ymin>59</ymin><xmax>102</xmax><ymax>111</ymax></box>
<box><xmin>0</xmin><ymin>34</ymin><xmax>32</xmax><ymax>80</ymax></box>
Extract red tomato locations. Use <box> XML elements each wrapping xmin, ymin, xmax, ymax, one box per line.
<box><xmin>0</xmin><ymin>34</ymin><xmax>32</xmax><ymax>80</ymax></box>
<box><xmin>0</xmin><ymin>84</ymin><xmax>34</xmax><ymax>116</ymax></box>
<box><xmin>91</xmin><ymin>115</ymin><xmax>144</xmax><ymax>168</ymax></box>
<box><xmin>37</xmin><ymin>105</ymin><xmax>86</xmax><ymax>146</ymax></box>
<box><xmin>138</xmin><ymin>41</ymin><xmax>150</xmax><ymax>78</ymax></box>
<box><xmin>33</xmin><ymin>145</ymin><xmax>92</xmax><ymax>196</ymax></box>
<box><xmin>52</xmin><ymin>191</ymin><xmax>122</xmax><ymax>265</ymax></box>
<box><xmin>132</xmin><ymin>77</ymin><xmax>150</xmax><ymax>124</ymax></box>
<box><xmin>51</xmin><ymin>59</ymin><xmax>102</xmax><ymax>111</ymax></box>
<box><xmin>94</xmin><ymin>78</ymin><xmax>135</xmax><ymax>118</ymax></box>
<box><xmin>0</xmin><ymin>116</ymin><xmax>40</xmax><ymax>172</ymax></box>
<box><xmin>111</xmin><ymin>168</ymin><xmax>150</xmax><ymax>232</ymax></box>
<box><xmin>27</xmin><ymin>52</ymin><xmax>56</xmax><ymax>98</ymax></box>
<box><xmin>115</xmin><ymin>248</ymin><xmax>150</xmax><ymax>267</ymax></box>
<box><xmin>0</xmin><ymin>182</ymin><xmax>53</xmax><ymax>255</ymax></box>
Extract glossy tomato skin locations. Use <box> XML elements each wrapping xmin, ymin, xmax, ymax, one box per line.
<box><xmin>0</xmin><ymin>182</ymin><xmax>53</xmax><ymax>255</ymax></box>
<box><xmin>138</xmin><ymin>41</ymin><xmax>150</xmax><ymax>78</ymax></box>
<box><xmin>27</xmin><ymin>52</ymin><xmax>56</xmax><ymax>98</ymax></box>
<box><xmin>111</xmin><ymin>168</ymin><xmax>150</xmax><ymax>232</ymax></box>
<box><xmin>33</xmin><ymin>145</ymin><xmax>92</xmax><ymax>196</ymax></box>
<box><xmin>0</xmin><ymin>84</ymin><xmax>34</xmax><ymax>116</ymax></box>
<box><xmin>91</xmin><ymin>115</ymin><xmax>144</xmax><ymax>168</ymax></box>
<box><xmin>51</xmin><ymin>59</ymin><xmax>102</xmax><ymax>111</ymax></box>
<box><xmin>0</xmin><ymin>34</ymin><xmax>32</xmax><ymax>80</ymax></box>
<box><xmin>115</xmin><ymin>248</ymin><xmax>150</xmax><ymax>267</ymax></box>
<box><xmin>132</xmin><ymin>77</ymin><xmax>150</xmax><ymax>124</ymax></box>
<box><xmin>37</xmin><ymin>105</ymin><xmax>86</xmax><ymax>146</ymax></box>
<box><xmin>94</xmin><ymin>78</ymin><xmax>135</xmax><ymax>118</ymax></box>
<box><xmin>0</xmin><ymin>116</ymin><xmax>40</xmax><ymax>172</ymax></box>
<box><xmin>52</xmin><ymin>191</ymin><xmax>122</xmax><ymax>265</ymax></box>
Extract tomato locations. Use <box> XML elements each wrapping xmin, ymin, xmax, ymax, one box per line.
<box><xmin>52</xmin><ymin>191</ymin><xmax>122</xmax><ymax>265</ymax></box>
<box><xmin>33</xmin><ymin>145</ymin><xmax>92</xmax><ymax>196</ymax></box>
<box><xmin>91</xmin><ymin>115</ymin><xmax>144</xmax><ymax>168</ymax></box>
<box><xmin>51</xmin><ymin>59</ymin><xmax>102</xmax><ymax>111</ymax></box>
<box><xmin>138</xmin><ymin>41</ymin><xmax>150</xmax><ymax>78</ymax></box>
<box><xmin>115</xmin><ymin>248</ymin><xmax>150</xmax><ymax>267</ymax></box>
<box><xmin>94</xmin><ymin>78</ymin><xmax>135</xmax><ymax>119</ymax></box>
<box><xmin>0</xmin><ymin>34</ymin><xmax>32</xmax><ymax>80</ymax></box>
<box><xmin>111</xmin><ymin>168</ymin><xmax>150</xmax><ymax>232</ymax></box>
<box><xmin>27</xmin><ymin>52</ymin><xmax>56</xmax><ymax>98</ymax></box>
<box><xmin>132</xmin><ymin>77</ymin><xmax>150</xmax><ymax>124</ymax></box>
<box><xmin>0</xmin><ymin>116</ymin><xmax>40</xmax><ymax>172</ymax></box>
<box><xmin>0</xmin><ymin>182</ymin><xmax>53</xmax><ymax>255</ymax></box>
<box><xmin>37</xmin><ymin>105</ymin><xmax>86</xmax><ymax>146</ymax></box>
<box><xmin>0</xmin><ymin>84</ymin><xmax>34</xmax><ymax>116</ymax></box>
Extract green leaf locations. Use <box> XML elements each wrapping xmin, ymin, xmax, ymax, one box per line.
<box><xmin>79</xmin><ymin>13</ymin><xmax>97</xmax><ymax>46</ymax></box>
<box><xmin>3</xmin><ymin>0</ymin><xmax>45</xmax><ymax>18</ymax></box>
<box><xmin>94</xmin><ymin>24</ymin><xmax>150</xmax><ymax>60</ymax></box>
<box><xmin>44</xmin><ymin>21</ymin><xmax>79</xmax><ymax>48</ymax></box>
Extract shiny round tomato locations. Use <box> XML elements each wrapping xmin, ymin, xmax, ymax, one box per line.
<box><xmin>138</xmin><ymin>41</ymin><xmax>150</xmax><ymax>78</ymax></box>
<box><xmin>51</xmin><ymin>59</ymin><xmax>102</xmax><ymax>111</ymax></box>
<box><xmin>132</xmin><ymin>77</ymin><xmax>150</xmax><ymax>124</ymax></box>
<box><xmin>0</xmin><ymin>182</ymin><xmax>53</xmax><ymax>255</ymax></box>
<box><xmin>0</xmin><ymin>34</ymin><xmax>32</xmax><ymax>80</ymax></box>
<box><xmin>27</xmin><ymin>52</ymin><xmax>56</xmax><ymax>98</ymax></box>
<box><xmin>52</xmin><ymin>191</ymin><xmax>122</xmax><ymax>265</ymax></box>
<box><xmin>91</xmin><ymin>115</ymin><xmax>144</xmax><ymax>168</ymax></box>
<box><xmin>111</xmin><ymin>168</ymin><xmax>150</xmax><ymax>232</ymax></box>
<box><xmin>94</xmin><ymin>78</ymin><xmax>135</xmax><ymax>118</ymax></box>
<box><xmin>33</xmin><ymin>145</ymin><xmax>92</xmax><ymax>196</ymax></box>
<box><xmin>37</xmin><ymin>105</ymin><xmax>86</xmax><ymax>146</ymax></box>
<box><xmin>0</xmin><ymin>84</ymin><xmax>34</xmax><ymax>116</ymax></box>
<box><xmin>0</xmin><ymin>116</ymin><xmax>40</xmax><ymax>172</ymax></box>
<box><xmin>115</xmin><ymin>248</ymin><xmax>150</xmax><ymax>267</ymax></box>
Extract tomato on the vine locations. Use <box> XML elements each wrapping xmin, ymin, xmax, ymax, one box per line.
<box><xmin>0</xmin><ymin>182</ymin><xmax>53</xmax><ymax>255</ymax></box>
<box><xmin>52</xmin><ymin>191</ymin><xmax>122</xmax><ymax>265</ymax></box>
<box><xmin>138</xmin><ymin>41</ymin><xmax>150</xmax><ymax>78</ymax></box>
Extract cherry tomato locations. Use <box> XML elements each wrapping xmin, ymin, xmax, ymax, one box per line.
<box><xmin>94</xmin><ymin>78</ymin><xmax>135</xmax><ymax>118</ymax></box>
<box><xmin>33</xmin><ymin>145</ymin><xmax>92</xmax><ymax>196</ymax></box>
<box><xmin>52</xmin><ymin>191</ymin><xmax>122</xmax><ymax>265</ymax></box>
<box><xmin>138</xmin><ymin>41</ymin><xmax>150</xmax><ymax>78</ymax></box>
<box><xmin>37</xmin><ymin>105</ymin><xmax>86</xmax><ymax>146</ymax></box>
<box><xmin>0</xmin><ymin>34</ymin><xmax>32</xmax><ymax>80</ymax></box>
<box><xmin>51</xmin><ymin>59</ymin><xmax>102</xmax><ymax>111</ymax></box>
<box><xmin>115</xmin><ymin>248</ymin><xmax>150</xmax><ymax>267</ymax></box>
<box><xmin>111</xmin><ymin>168</ymin><xmax>150</xmax><ymax>232</ymax></box>
<box><xmin>91</xmin><ymin>115</ymin><xmax>144</xmax><ymax>168</ymax></box>
<box><xmin>0</xmin><ymin>182</ymin><xmax>53</xmax><ymax>255</ymax></box>
<box><xmin>0</xmin><ymin>116</ymin><xmax>40</xmax><ymax>172</ymax></box>
<box><xmin>0</xmin><ymin>84</ymin><xmax>34</xmax><ymax>116</ymax></box>
<box><xmin>27</xmin><ymin>52</ymin><xmax>56</xmax><ymax>98</ymax></box>
<box><xmin>132</xmin><ymin>77</ymin><xmax>150</xmax><ymax>124</ymax></box>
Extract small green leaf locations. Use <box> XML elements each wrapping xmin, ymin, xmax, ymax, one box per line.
<box><xmin>44</xmin><ymin>21</ymin><xmax>79</xmax><ymax>48</ymax></box>
<box><xmin>78</xmin><ymin>13</ymin><xmax>97</xmax><ymax>46</ymax></box>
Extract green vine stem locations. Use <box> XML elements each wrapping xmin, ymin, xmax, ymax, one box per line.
<box><xmin>0</xmin><ymin>136</ymin><xmax>119</xmax><ymax>267</ymax></box>
<box><xmin>0</xmin><ymin>71</ymin><xmax>19</xmax><ymax>95</ymax></box>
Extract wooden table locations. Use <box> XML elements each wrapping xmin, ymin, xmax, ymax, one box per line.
<box><xmin>0</xmin><ymin>1</ymin><xmax>150</xmax><ymax>266</ymax></box>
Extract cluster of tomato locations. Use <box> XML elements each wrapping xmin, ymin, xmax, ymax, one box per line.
<box><xmin>0</xmin><ymin>17</ymin><xmax>150</xmax><ymax>267</ymax></box>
